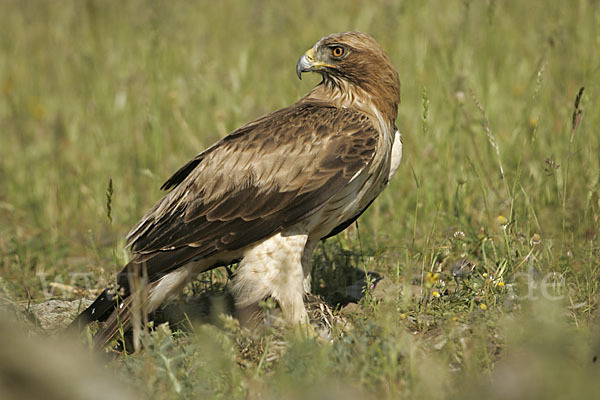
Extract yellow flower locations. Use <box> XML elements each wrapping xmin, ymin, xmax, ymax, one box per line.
<box><xmin>497</xmin><ymin>281</ymin><xmax>505</xmax><ymax>288</ymax></box>
<box><xmin>400</xmin><ymin>313</ymin><xmax>407</xmax><ymax>320</ymax></box>
<box><xmin>497</xmin><ymin>215</ymin><xmax>508</xmax><ymax>225</ymax></box>
<box><xmin>432</xmin><ymin>291</ymin><xmax>441</xmax><ymax>298</ymax></box>
<box><xmin>479</xmin><ymin>303</ymin><xmax>487</xmax><ymax>311</ymax></box>
<box><xmin>426</xmin><ymin>272</ymin><xmax>439</xmax><ymax>287</ymax></box>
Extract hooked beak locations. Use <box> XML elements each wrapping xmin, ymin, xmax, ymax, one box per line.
<box><xmin>296</xmin><ymin>47</ymin><xmax>336</xmax><ymax>80</ymax></box>
<box><xmin>296</xmin><ymin>48</ymin><xmax>316</xmax><ymax>80</ymax></box>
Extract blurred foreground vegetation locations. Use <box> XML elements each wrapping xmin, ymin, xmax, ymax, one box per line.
<box><xmin>1</xmin><ymin>0</ymin><xmax>600</xmax><ymax>398</ymax></box>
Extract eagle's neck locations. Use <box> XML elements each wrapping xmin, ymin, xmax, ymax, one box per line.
<box><xmin>302</xmin><ymin>79</ymin><xmax>398</xmax><ymax>132</ymax></box>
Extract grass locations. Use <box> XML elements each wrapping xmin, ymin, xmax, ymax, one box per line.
<box><xmin>1</xmin><ymin>0</ymin><xmax>600</xmax><ymax>398</ymax></box>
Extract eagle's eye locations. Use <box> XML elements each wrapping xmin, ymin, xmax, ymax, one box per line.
<box><xmin>331</xmin><ymin>46</ymin><xmax>344</xmax><ymax>58</ymax></box>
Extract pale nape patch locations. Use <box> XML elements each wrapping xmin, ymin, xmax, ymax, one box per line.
<box><xmin>232</xmin><ymin>232</ymin><xmax>310</xmax><ymax>324</ymax></box>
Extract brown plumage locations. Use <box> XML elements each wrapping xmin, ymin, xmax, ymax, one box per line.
<box><xmin>71</xmin><ymin>32</ymin><xmax>402</xmax><ymax>348</ymax></box>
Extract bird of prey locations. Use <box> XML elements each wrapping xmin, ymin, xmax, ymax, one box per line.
<box><xmin>71</xmin><ymin>31</ymin><xmax>402</xmax><ymax>347</ymax></box>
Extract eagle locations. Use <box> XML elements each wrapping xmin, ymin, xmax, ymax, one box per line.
<box><xmin>71</xmin><ymin>32</ymin><xmax>402</xmax><ymax>347</ymax></box>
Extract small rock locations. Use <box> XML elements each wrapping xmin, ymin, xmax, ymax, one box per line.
<box><xmin>27</xmin><ymin>299</ymin><xmax>92</xmax><ymax>331</ymax></box>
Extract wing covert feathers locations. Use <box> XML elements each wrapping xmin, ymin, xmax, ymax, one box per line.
<box><xmin>126</xmin><ymin>103</ymin><xmax>379</xmax><ymax>276</ymax></box>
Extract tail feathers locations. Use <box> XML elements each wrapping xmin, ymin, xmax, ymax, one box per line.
<box><xmin>69</xmin><ymin>289</ymin><xmax>149</xmax><ymax>350</ymax></box>
<box><xmin>69</xmin><ymin>254</ymin><xmax>227</xmax><ymax>349</ymax></box>
<box><xmin>93</xmin><ymin>296</ymin><xmax>135</xmax><ymax>350</ymax></box>
<box><xmin>69</xmin><ymin>261</ymin><xmax>138</xmax><ymax>330</ymax></box>
<box><xmin>69</xmin><ymin>289</ymin><xmax>120</xmax><ymax>330</ymax></box>
<box><xmin>92</xmin><ymin>273</ymin><xmax>159</xmax><ymax>350</ymax></box>
<box><xmin>70</xmin><ymin>251</ymin><xmax>195</xmax><ymax>331</ymax></box>
<box><xmin>93</xmin><ymin>276</ymin><xmax>158</xmax><ymax>350</ymax></box>
<box><xmin>68</xmin><ymin>258</ymin><xmax>163</xmax><ymax>350</ymax></box>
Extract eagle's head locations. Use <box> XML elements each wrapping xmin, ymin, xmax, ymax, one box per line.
<box><xmin>297</xmin><ymin>32</ymin><xmax>400</xmax><ymax>124</ymax></box>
